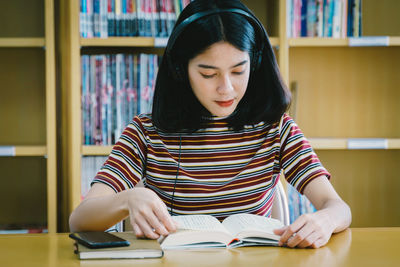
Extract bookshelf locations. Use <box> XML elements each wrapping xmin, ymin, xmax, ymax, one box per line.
<box><xmin>0</xmin><ymin>0</ymin><xmax>57</xmax><ymax>233</ymax></box>
<box><xmin>60</xmin><ymin>0</ymin><xmax>400</xmax><ymax>230</ymax></box>
<box><xmin>59</xmin><ymin>0</ymin><xmax>282</xmax><ymax>232</ymax></box>
<box><xmin>288</xmin><ymin>0</ymin><xmax>400</xmax><ymax>227</ymax></box>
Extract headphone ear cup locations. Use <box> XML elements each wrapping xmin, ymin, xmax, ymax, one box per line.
<box><xmin>167</xmin><ymin>53</ymin><xmax>184</xmax><ymax>82</ymax></box>
<box><xmin>251</xmin><ymin>50</ymin><xmax>262</xmax><ymax>72</ymax></box>
<box><xmin>174</xmin><ymin>64</ymin><xmax>184</xmax><ymax>82</ymax></box>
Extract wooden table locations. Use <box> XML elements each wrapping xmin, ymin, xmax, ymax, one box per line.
<box><xmin>0</xmin><ymin>228</ymin><xmax>399</xmax><ymax>267</ymax></box>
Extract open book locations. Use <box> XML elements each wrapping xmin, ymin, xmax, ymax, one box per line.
<box><xmin>159</xmin><ymin>214</ymin><xmax>285</xmax><ymax>249</ymax></box>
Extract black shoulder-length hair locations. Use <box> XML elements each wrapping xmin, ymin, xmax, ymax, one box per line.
<box><xmin>152</xmin><ymin>0</ymin><xmax>291</xmax><ymax>133</ymax></box>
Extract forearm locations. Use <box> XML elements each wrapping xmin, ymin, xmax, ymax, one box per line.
<box><xmin>69</xmin><ymin>190</ymin><xmax>130</xmax><ymax>232</ymax></box>
<box><xmin>317</xmin><ymin>198</ymin><xmax>352</xmax><ymax>233</ymax></box>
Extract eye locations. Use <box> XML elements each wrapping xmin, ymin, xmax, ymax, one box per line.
<box><xmin>201</xmin><ymin>73</ymin><xmax>216</xmax><ymax>79</ymax></box>
<box><xmin>232</xmin><ymin>70</ymin><xmax>246</xmax><ymax>75</ymax></box>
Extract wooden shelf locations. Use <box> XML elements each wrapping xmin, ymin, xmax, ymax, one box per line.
<box><xmin>389</xmin><ymin>37</ymin><xmax>400</xmax><ymax>46</ymax></box>
<box><xmin>269</xmin><ymin>37</ymin><xmax>279</xmax><ymax>47</ymax></box>
<box><xmin>0</xmin><ymin>146</ymin><xmax>47</xmax><ymax>156</ymax></box>
<box><xmin>289</xmin><ymin>37</ymin><xmax>349</xmax><ymax>47</ymax></box>
<box><xmin>80</xmin><ymin>36</ymin><xmax>280</xmax><ymax>48</ymax></box>
<box><xmin>0</xmin><ymin>38</ymin><xmax>45</xmax><ymax>47</ymax></box>
<box><xmin>310</xmin><ymin>138</ymin><xmax>400</xmax><ymax>150</ymax></box>
<box><xmin>82</xmin><ymin>145</ymin><xmax>113</xmax><ymax>156</ymax></box>
<box><xmin>80</xmin><ymin>37</ymin><xmax>167</xmax><ymax>47</ymax></box>
<box><xmin>289</xmin><ymin>37</ymin><xmax>400</xmax><ymax>47</ymax></box>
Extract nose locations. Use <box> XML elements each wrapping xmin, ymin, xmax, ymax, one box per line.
<box><xmin>216</xmin><ymin>74</ymin><xmax>234</xmax><ymax>95</ymax></box>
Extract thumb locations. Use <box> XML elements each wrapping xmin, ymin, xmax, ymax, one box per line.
<box><xmin>273</xmin><ymin>226</ymin><xmax>288</xmax><ymax>235</ymax></box>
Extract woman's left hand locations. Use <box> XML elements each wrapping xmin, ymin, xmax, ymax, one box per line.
<box><xmin>273</xmin><ymin>209</ymin><xmax>335</xmax><ymax>248</ymax></box>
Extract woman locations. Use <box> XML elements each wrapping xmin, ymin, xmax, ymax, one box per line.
<box><xmin>69</xmin><ymin>0</ymin><xmax>351</xmax><ymax>248</ymax></box>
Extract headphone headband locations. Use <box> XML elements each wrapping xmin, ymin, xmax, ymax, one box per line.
<box><xmin>166</xmin><ymin>6</ymin><xmax>268</xmax><ymax>81</ymax></box>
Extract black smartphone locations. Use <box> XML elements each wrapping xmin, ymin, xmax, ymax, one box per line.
<box><xmin>69</xmin><ymin>232</ymin><xmax>130</xmax><ymax>249</ymax></box>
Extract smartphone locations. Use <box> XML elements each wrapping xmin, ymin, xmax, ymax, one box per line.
<box><xmin>69</xmin><ymin>232</ymin><xmax>130</xmax><ymax>249</ymax></box>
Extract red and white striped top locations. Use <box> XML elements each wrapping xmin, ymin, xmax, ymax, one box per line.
<box><xmin>93</xmin><ymin>113</ymin><xmax>330</xmax><ymax>220</ymax></box>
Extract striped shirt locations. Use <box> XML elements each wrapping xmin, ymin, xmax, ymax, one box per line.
<box><xmin>93</xmin><ymin>113</ymin><xmax>330</xmax><ymax>220</ymax></box>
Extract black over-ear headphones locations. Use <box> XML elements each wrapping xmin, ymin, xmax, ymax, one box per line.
<box><xmin>165</xmin><ymin>7</ymin><xmax>269</xmax><ymax>82</ymax></box>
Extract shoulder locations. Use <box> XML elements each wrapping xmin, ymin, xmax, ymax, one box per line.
<box><xmin>278</xmin><ymin>113</ymin><xmax>296</xmax><ymax>132</ymax></box>
<box><xmin>127</xmin><ymin>113</ymin><xmax>156</xmax><ymax>137</ymax></box>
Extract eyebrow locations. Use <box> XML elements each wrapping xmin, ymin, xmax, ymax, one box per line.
<box><xmin>197</xmin><ymin>60</ymin><xmax>248</xmax><ymax>69</ymax></box>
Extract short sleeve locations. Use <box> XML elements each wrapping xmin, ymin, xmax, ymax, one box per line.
<box><xmin>91</xmin><ymin>116</ymin><xmax>148</xmax><ymax>193</ymax></box>
<box><xmin>279</xmin><ymin>114</ymin><xmax>331</xmax><ymax>194</ymax></box>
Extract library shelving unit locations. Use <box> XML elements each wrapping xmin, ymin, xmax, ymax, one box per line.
<box><xmin>287</xmin><ymin>0</ymin><xmax>400</xmax><ymax>227</ymax></box>
<box><xmin>0</xmin><ymin>0</ymin><xmax>57</xmax><ymax>233</ymax></box>
<box><xmin>60</xmin><ymin>0</ymin><xmax>399</xmax><ymax>229</ymax></box>
<box><xmin>59</xmin><ymin>0</ymin><xmax>281</xmax><ymax>231</ymax></box>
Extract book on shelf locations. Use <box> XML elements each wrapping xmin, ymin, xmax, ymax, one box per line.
<box><xmin>0</xmin><ymin>224</ymin><xmax>48</xmax><ymax>234</ymax></box>
<box><xmin>80</xmin><ymin>0</ymin><xmax>194</xmax><ymax>38</ymax></box>
<box><xmin>73</xmin><ymin>232</ymin><xmax>163</xmax><ymax>259</ymax></box>
<box><xmin>287</xmin><ymin>0</ymin><xmax>361</xmax><ymax>38</ymax></box>
<box><xmin>81</xmin><ymin>53</ymin><xmax>160</xmax><ymax>145</ymax></box>
<box><xmin>158</xmin><ymin>214</ymin><xmax>284</xmax><ymax>250</ymax></box>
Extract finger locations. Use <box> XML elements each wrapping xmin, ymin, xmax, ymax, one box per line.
<box><xmin>145</xmin><ymin>210</ymin><xmax>170</xmax><ymax>236</ymax></box>
<box><xmin>297</xmin><ymin>230</ymin><xmax>320</xmax><ymax>248</ymax></box>
<box><xmin>286</xmin><ymin>222</ymin><xmax>315</xmax><ymax>248</ymax></box>
<box><xmin>153</xmin><ymin>201</ymin><xmax>177</xmax><ymax>233</ymax></box>
<box><xmin>134</xmin><ymin>215</ymin><xmax>160</xmax><ymax>239</ymax></box>
<box><xmin>273</xmin><ymin>226</ymin><xmax>288</xmax><ymax>236</ymax></box>
<box><xmin>311</xmin><ymin>237</ymin><xmax>328</xmax><ymax>249</ymax></box>
<box><xmin>279</xmin><ymin>216</ymin><xmax>308</xmax><ymax>245</ymax></box>
<box><xmin>132</xmin><ymin>222</ymin><xmax>144</xmax><ymax>238</ymax></box>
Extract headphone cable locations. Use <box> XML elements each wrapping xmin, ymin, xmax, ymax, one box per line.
<box><xmin>170</xmin><ymin>134</ymin><xmax>182</xmax><ymax>215</ymax></box>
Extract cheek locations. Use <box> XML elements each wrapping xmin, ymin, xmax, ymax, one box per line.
<box><xmin>237</xmin><ymin>74</ymin><xmax>250</xmax><ymax>97</ymax></box>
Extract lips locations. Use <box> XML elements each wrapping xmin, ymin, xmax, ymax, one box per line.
<box><xmin>215</xmin><ymin>99</ymin><xmax>234</xmax><ymax>107</ymax></box>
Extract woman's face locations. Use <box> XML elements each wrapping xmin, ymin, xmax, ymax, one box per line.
<box><xmin>188</xmin><ymin>41</ymin><xmax>250</xmax><ymax>117</ymax></box>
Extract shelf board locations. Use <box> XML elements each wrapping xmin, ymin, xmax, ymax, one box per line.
<box><xmin>289</xmin><ymin>37</ymin><xmax>400</xmax><ymax>47</ymax></box>
<box><xmin>310</xmin><ymin>138</ymin><xmax>400</xmax><ymax>150</ymax></box>
<box><xmin>389</xmin><ymin>37</ymin><xmax>400</xmax><ymax>46</ymax></box>
<box><xmin>289</xmin><ymin>37</ymin><xmax>348</xmax><ymax>47</ymax></box>
<box><xmin>0</xmin><ymin>38</ymin><xmax>45</xmax><ymax>47</ymax></box>
<box><xmin>309</xmin><ymin>138</ymin><xmax>348</xmax><ymax>149</ymax></box>
<box><xmin>82</xmin><ymin>145</ymin><xmax>113</xmax><ymax>156</ymax></box>
<box><xmin>0</xmin><ymin>146</ymin><xmax>47</xmax><ymax>156</ymax></box>
<box><xmin>80</xmin><ymin>37</ymin><xmax>167</xmax><ymax>47</ymax></box>
<box><xmin>80</xmin><ymin>36</ymin><xmax>280</xmax><ymax>48</ymax></box>
<box><xmin>269</xmin><ymin>37</ymin><xmax>279</xmax><ymax>47</ymax></box>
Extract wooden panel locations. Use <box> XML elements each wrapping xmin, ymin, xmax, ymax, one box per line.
<box><xmin>14</xmin><ymin>146</ymin><xmax>47</xmax><ymax>156</ymax></box>
<box><xmin>0</xmin><ymin>38</ymin><xmax>45</xmax><ymax>47</ymax></box>
<box><xmin>0</xmin><ymin>157</ymin><xmax>47</xmax><ymax>227</ymax></box>
<box><xmin>0</xmin><ymin>48</ymin><xmax>46</xmax><ymax>145</ymax></box>
<box><xmin>45</xmin><ymin>0</ymin><xmax>57</xmax><ymax>233</ymax></box>
<box><xmin>242</xmin><ymin>0</ymin><xmax>279</xmax><ymax>37</ymax></box>
<box><xmin>317</xmin><ymin>150</ymin><xmax>400</xmax><ymax>227</ymax></box>
<box><xmin>289</xmin><ymin>47</ymin><xmax>400</xmax><ymax>138</ymax></box>
<box><xmin>363</xmin><ymin>0</ymin><xmax>400</xmax><ymax>36</ymax></box>
<box><xmin>82</xmin><ymin>145</ymin><xmax>113</xmax><ymax>156</ymax></box>
<box><xmin>0</xmin><ymin>0</ymin><xmax>44</xmax><ymax>37</ymax></box>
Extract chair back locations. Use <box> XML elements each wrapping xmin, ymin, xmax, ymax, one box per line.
<box><xmin>271</xmin><ymin>179</ymin><xmax>290</xmax><ymax>226</ymax></box>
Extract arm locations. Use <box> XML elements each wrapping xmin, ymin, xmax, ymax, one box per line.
<box><xmin>69</xmin><ymin>183</ymin><xmax>177</xmax><ymax>239</ymax></box>
<box><xmin>273</xmin><ymin>176</ymin><xmax>351</xmax><ymax>248</ymax></box>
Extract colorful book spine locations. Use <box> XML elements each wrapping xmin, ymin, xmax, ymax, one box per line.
<box><xmin>80</xmin><ymin>0</ymin><xmax>195</xmax><ymax>37</ymax></box>
<box><xmin>287</xmin><ymin>0</ymin><xmax>360</xmax><ymax>37</ymax></box>
<box><xmin>81</xmin><ymin>53</ymin><xmax>159</xmax><ymax>145</ymax></box>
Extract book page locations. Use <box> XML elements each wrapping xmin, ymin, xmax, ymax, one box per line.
<box><xmin>173</xmin><ymin>215</ymin><xmax>228</xmax><ymax>233</ymax></box>
<box><xmin>222</xmin><ymin>214</ymin><xmax>284</xmax><ymax>238</ymax></box>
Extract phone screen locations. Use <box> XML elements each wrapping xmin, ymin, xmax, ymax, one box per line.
<box><xmin>69</xmin><ymin>232</ymin><xmax>130</xmax><ymax>248</ymax></box>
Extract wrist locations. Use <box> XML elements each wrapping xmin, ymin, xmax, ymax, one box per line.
<box><xmin>118</xmin><ymin>189</ymin><xmax>134</xmax><ymax>218</ymax></box>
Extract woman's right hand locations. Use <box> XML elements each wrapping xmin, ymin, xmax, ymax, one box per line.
<box><xmin>126</xmin><ymin>187</ymin><xmax>178</xmax><ymax>239</ymax></box>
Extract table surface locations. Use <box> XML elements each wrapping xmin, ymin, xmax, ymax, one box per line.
<box><xmin>0</xmin><ymin>228</ymin><xmax>399</xmax><ymax>267</ymax></box>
